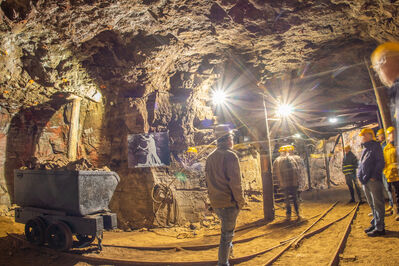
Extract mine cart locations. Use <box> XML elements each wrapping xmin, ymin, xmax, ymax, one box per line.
<box><xmin>13</xmin><ymin>170</ymin><xmax>120</xmax><ymax>251</ymax></box>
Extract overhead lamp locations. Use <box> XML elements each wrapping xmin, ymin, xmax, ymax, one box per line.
<box><xmin>294</xmin><ymin>133</ymin><xmax>301</xmax><ymax>138</ymax></box>
<box><xmin>212</xmin><ymin>90</ymin><xmax>227</xmax><ymax>105</ymax></box>
<box><xmin>329</xmin><ymin>117</ymin><xmax>338</xmax><ymax>123</ymax></box>
<box><xmin>277</xmin><ymin>104</ymin><xmax>293</xmax><ymax>117</ymax></box>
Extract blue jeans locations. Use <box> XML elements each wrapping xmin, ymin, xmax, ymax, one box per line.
<box><xmin>215</xmin><ymin>206</ymin><xmax>240</xmax><ymax>266</ymax></box>
<box><xmin>382</xmin><ymin>176</ymin><xmax>394</xmax><ymax>207</ymax></box>
<box><xmin>363</xmin><ymin>179</ymin><xmax>385</xmax><ymax>231</ymax></box>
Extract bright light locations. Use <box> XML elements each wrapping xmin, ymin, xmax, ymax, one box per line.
<box><xmin>294</xmin><ymin>133</ymin><xmax>301</xmax><ymax>138</ymax></box>
<box><xmin>212</xmin><ymin>90</ymin><xmax>227</xmax><ymax>105</ymax></box>
<box><xmin>277</xmin><ymin>104</ymin><xmax>293</xmax><ymax>117</ymax></box>
<box><xmin>329</xmin><ymin>117</ymin><xmax>338</xmax><ymax>123</ymax></box>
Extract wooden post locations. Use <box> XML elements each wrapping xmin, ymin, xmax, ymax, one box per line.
<box><xmin>304</xmin><ymin>144</ymin><xmax>312</xmax><ymax>190</ymax></box>
<box><xmin>365</xmin><ymin>58</ymin><xmax>392</xmax><ymax>130</ymax></box>
<box><xmin>340</xmin><ymin>133</ymin><xmax>345</xmax><ymax>158</ymax></box>
<box><xmin>68</xmin><ymin>96</ymin><xmax>81</xmax><ymax>161</ymax></box>
<box><xmin>260</xmin><ymin>153</ymin><xmax>275</xmax><ymax>222</ymax></box>
<box><xmin>323</xmin><ymin>140</ymin><xmax>331</xmax><ymax>188</ymax></box>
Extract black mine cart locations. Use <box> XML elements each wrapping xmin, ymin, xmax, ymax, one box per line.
<box><xmin>14</xmin><ymin>170</ymin><xmax>120</xmax><ymax>251</ymax></box>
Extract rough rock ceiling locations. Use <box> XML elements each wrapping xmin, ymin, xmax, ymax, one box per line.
<box><xmin>0</xmin><ymin>0</ymin><xmax>398</xmax><ymax>137</ymax></box>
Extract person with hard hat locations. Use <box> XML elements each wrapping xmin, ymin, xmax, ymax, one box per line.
<box><xmin>273</xmin><ymin>145</ymin><xmax>302</xmax><ymax>221</ymax></box>
<box><xmin>376</xmin><ymin>128</ymin><xmax>394</xmax><ymax>213</ymax></box>
<box><xmin>358</xmin><ymin>128</ymin><xmax>386</xmax><ymax>236</ymax></box>
<box><xmin>371</xmin><ymin>42</ymin><xmax>399</xmax><ymax>155</ymax></box>
<box><xmin>205</xmin><ymin>124</ymin><xmax>245</xmax><ymax>266</ymax></box>
<box><xmin>342</xmin><ymin>145</ymin><xmax>362</xmax><ymax>203</ymax></box>
<box><xmin>286</xmin><ymin>145</ymin><xmax>306</xmax><ymax>202</ymax></box>
<box><xmin>383</xmin><ymin>126</ymin><xmax>399</xmax><ymax>221</ymax></box>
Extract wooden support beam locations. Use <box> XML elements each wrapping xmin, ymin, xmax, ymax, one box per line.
<box><xmin>68</xmin><ymin>96</ymin><xmax>81</xmax><ymax>161</ymax></box>
<box><xmin>365</xmin><ymin>58</ymin><xmax>392</xmax><ymax>130</ymax></box>
<box><xmin>322</xmin><ymin>140</ymin><xmax>331</xmax><ymax>189</ymax></box>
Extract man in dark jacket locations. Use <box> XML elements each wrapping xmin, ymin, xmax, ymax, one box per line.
<box><xmin>358</xmin><ymin>128</ymin><xmax>385</xmax><ymax>237</ymax></box>
<box><xmin>205</xmin><ymin>125</ymin><xmax>245</xmax><ymax>266</ymax></box>
<box><xmin>342</xmin><ymin>145</ymin><xmax>362</xmax><ymax>203</ymax></box>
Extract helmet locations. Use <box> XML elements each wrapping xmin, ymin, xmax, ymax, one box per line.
<box><xmin>187</xmin><ymin>147</ymin><xmax>198</xmax><ymax>153</ymax></box>
<box><xmin>386</xmin><ymin>126</ymin><xmax>395</xmax><ymax>134</ymax></box>
<box><xmin>286</xmin><ymin>145</ymin><xmax>295</xmax><ymax>151</ymax></box>
<box><xmin>214</xmin><ymin>124</ymin><xmax>234</xmax><ymax>139</ymax></box>
<box><xmin>359</xmin><ymin>128</ymin><xmax>376</xmax><ymax>140</ymax></box>
<box><xmin>376</xmin><ymin>128</ymin><xmax>384</xmax><ymax>136</ymax></box>
<box><xmin>278</xmin><ymin>146</ymin><xmax>287</xmax><ymax>152</ymax></box>
<box><xmin>344</xmin><ymin>145</ymin><xmax>351</xmax><ymax>150</ymax></box>
<box><xmin>371</xmin><ymin>42</ymin><xmax>399</xmax><ymax>68</ymax></box>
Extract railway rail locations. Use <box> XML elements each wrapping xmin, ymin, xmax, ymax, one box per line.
<box><xmin>8</xmin><ymin>201</ymin><xmax>360</xmax><ymax>265</ymax></box>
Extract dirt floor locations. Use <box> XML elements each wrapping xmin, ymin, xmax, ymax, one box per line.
<box><xmin>1</xmin><ymin>185</ymin><xmax>399</xmax><ymax>265</ymax></box>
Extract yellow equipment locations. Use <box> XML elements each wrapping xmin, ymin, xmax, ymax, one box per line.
<box><xmin>387</xmin><ymin>126</ymin><xmax>395</xmax><ymax>134</ymax></box>
<box><xmin>344</xmin><ymin>145</ymin><xmax>351</xmax><ymax>151</ymax></box>
<box><xmin>377</xmin><ymin>128</ymin><xmax>385</xmax><ymax>136</ymax></box>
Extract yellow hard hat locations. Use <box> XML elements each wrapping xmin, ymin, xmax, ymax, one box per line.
<box><xmin>386</xmin><ymin>126</ymin><xmax>395</xmax><ymax>134</ymax></box>
<box><xmin>376</xmin><ymin>128</ymin><xmax>384</xmax><ymax>136</ymax></box>
<box><xmin>186</xmin><ymin>147</ymin><xmax>198</xmax><ymax>153</ymax></box>
<box><xmin>371</xmin><ymin>42</ymin><xmax>399</xmax><ymax>68</ymax></box>
<box><xmin>278</xmin><ymin>146</ymin><xmax>287</xmax><ymax>152</ymax></box>
<box><xmin>344</xmin><ymin>145</ymin><xmax>351</xmax><ymax>150</ymax></box>
<box><xmin>286</xmin><ymin>145</ymin><xmax>295</xmax><ymax>151</ymax></box>
<box><xmin>359</xmin><ymin>128</ymin><xmax>376</xmax><ymax>140</ymax></box>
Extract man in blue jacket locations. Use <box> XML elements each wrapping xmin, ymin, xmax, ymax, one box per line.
<box><xmin>358</xmin><ymin>128</ymin><xmax>386</xmax><ymax>237</ymax></box>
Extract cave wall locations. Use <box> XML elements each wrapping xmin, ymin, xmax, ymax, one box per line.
<box><xmin>309</xmin><ymin>128</ymin><xmax>366</xmax><ymax>189</ymax></box>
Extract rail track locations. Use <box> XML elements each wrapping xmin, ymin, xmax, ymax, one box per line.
<box><xmin>8</xmin><ymin>201</ymin><xmax>360</xmax><ymax>265</ymax></box>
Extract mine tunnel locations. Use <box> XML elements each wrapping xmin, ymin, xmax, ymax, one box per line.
<box><xmin>1</xmin><ymin>0</ymin><xmax>399</xmax><ymax>265</ymax></box>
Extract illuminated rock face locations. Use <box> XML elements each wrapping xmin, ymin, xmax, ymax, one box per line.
<box><xmin>0</xmin><ymin>0</ymin><xmax>397</xmax><ymax>227</ymax></box>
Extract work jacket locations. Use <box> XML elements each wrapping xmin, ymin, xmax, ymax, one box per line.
<box><xmin>357</xmin><ymin>140</ymin><xmax>384</xmax><ymax>184</ymax></box>
<box><xmin>342</xmin><ymin>151</ymin><xmax>358</xmax><ymax>176</ymax></box>
<box><xmin>205</xmin><ymin>144</ymin><xmax>245</xmax><ymax>209</ymax></box>
<box><xmin>273</xmin><ymin>155</ymin><xmax>299</xmax><ymax>189</ymax></box>
<box><xmin>383</xmin><ymin>142</ymin><xmax>399</xmax><ymax>183</ymax></box>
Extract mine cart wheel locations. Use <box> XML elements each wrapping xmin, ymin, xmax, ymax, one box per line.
<box><xmin>46</xmin><ymin>221</ymin><xmax>73</xmax><ymax>251</ymax></box>
<box><xmin>76</xmin><ymin>234</ymin><xmax>95</xmax><ymax>244</ymax></box>
<box><xmin>25</xmin><ymin>217</ymin><xmax>46</xmax><ymax>245</ymax></box>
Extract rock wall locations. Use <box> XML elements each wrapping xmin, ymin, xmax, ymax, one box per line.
<box><xmin>309</xmin><ymin>128</ymin><xmax>367</xmax><ymax>189</ymax></box>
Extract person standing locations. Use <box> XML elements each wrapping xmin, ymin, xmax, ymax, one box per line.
<box><xmin>371</xmin><ymin>42</ymin><xmax>399</xmax><ymax>155</ymax></box>
<box><xmin>286</xmin><ymin>145</ymin><xmax>306</xmax><ymax>201</ymax></box>
<box><xmin>358</xmin><ymin>128</ymin><xmax>386</xmax><ymax>237</ymax></box>
<box><xmin>376</xmin><ymin>128</ymin><xmax>394</xmax><ymax>213</ymax></box>
<box><xmin>273</xmin><ymin>145</ymin><xmax>302</xmax><ymax>220</ymax></box>
<box><xmin>342</xmin><ymin>145</ymin><xmax>362</xmax><ymax>203</ymax></box>
<box><xmin>205</xmin><ymin>125</ymin><xmax>245</xmax><ymax>266</ymax></box>
<box><xmin>383</xmin><ymin>126</ymin><xmax>399</xmax><ymax>221</ymax></box>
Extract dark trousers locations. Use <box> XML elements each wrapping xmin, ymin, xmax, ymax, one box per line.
<box><xmin>388</xmin><ymin>181</ymin><xmax>399</xmax><ymax>213</ymax></box>
<box><xmin>283</xmin><ymin>186</ymin><xmax>299</xmax><ymax>216</ymax></box>
<box><xmin>345</xmin><ymin>173</ymin><xmax>362</xmax><ymax>201</ymax></box>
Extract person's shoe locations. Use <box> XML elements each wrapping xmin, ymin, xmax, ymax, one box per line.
<box><xmin>285</xmin><ymin>215</ymin><xmax>291</xmax><ymax>221</ymax></box>
<box><xmin>386</xmin><ymin>205</ymin><xmax>393</xmax><ymax>212</ymax></box>
<box><xmin>364</xmin><ymin>225</ymin><xmax>375</xmax><ymax>233</ymax></box>
<box><xmin>358</xmin><ymin>199</ymin><xmax>365</xmax><ymax>204</ymax></box>
<box><xmin>386</xmin><ymin>209</ymin><xmax>394</xmax><ymax>216</ymax></box>
<box><xmin>367</xmin><ymin>229</ymin><xmax>386</xmax><ymax>237</ymax></box>
<box><xmin>348</xmin><ymin>199</ymin><xmax>355</xmax><ymax>204</ymax></box>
